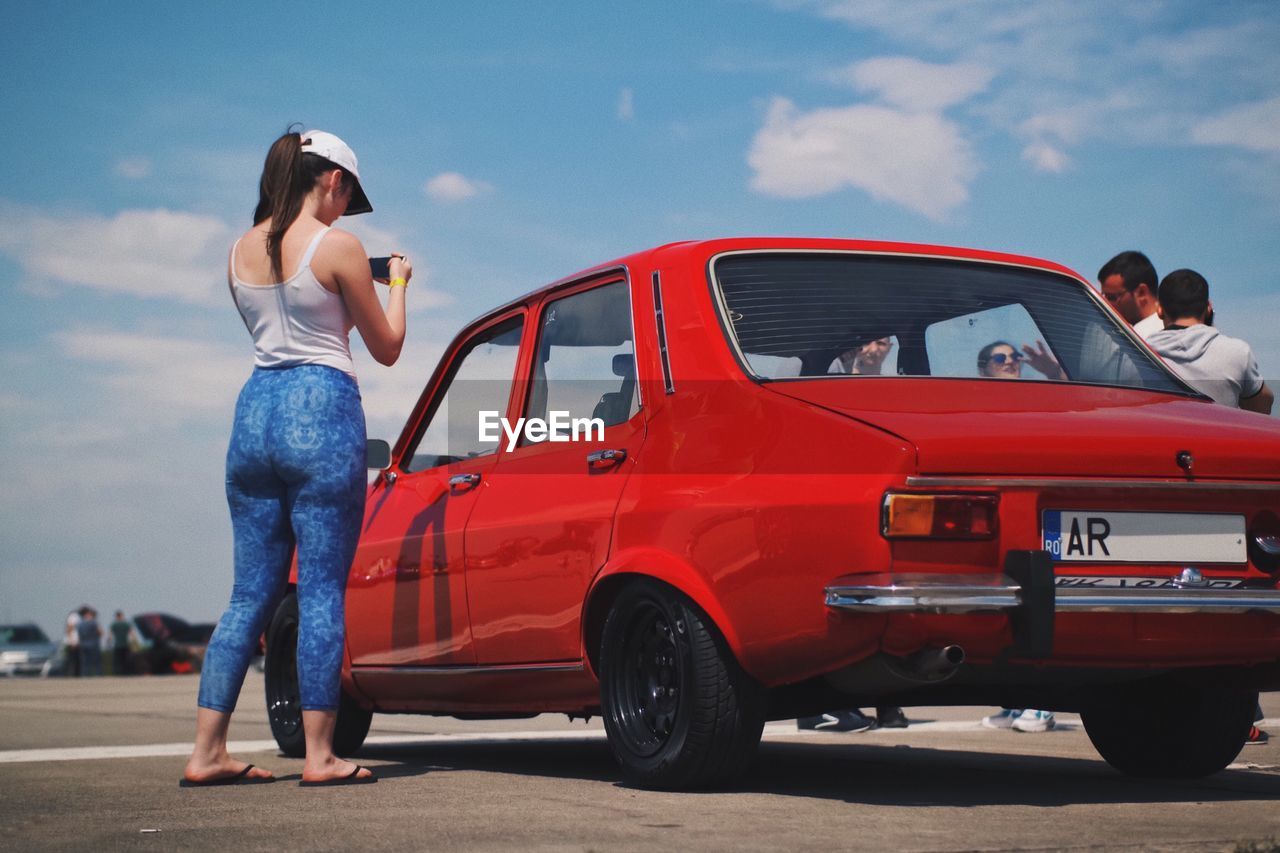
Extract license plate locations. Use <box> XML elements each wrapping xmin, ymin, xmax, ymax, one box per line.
<box><xmin>1042</xmin><ymin>510</ymin><xmax>1246</xmax><ymax>564</ymax></box>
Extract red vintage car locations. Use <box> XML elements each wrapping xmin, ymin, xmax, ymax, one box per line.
<box><xmin>263</xmin><ymin>238</ymin><xmax>1280</xmax><ymax>789</ymax></box>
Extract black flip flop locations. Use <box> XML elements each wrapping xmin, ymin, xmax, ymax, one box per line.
<box><xmin>178</xmin><ymin>764</ymin><xmax>273</xmax><ymax>787</ymax></box>
<box><xmin>299</xmin><ymin>765</ymin><xmax>377</xmax><ymax>787</ymax></box>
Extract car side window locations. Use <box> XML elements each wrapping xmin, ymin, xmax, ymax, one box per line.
<box><xmin>404</xmin><ymin>317</ymin><xmax>524</xmax><ymax>472</ymax></box>
<box><xmin>523</xmin><ymin>280</ymin><xmax>637</xmax><ymax>443</ymax></box>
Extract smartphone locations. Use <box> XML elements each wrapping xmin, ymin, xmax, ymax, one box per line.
<box><xmin>368</xmin><ymin>256</ymin><xmax>392</xmax><ymax>281</ymax></box>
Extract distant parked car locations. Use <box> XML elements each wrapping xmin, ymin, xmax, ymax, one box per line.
<box><xmin>0</xmin><ymin>623</ymin><xmax>62</xmax><ymax>677</ymax></box>
<box><xmin>131</xmin><ymin>613</ymin><xmax>215</xmax><ymax>675</ymax></box>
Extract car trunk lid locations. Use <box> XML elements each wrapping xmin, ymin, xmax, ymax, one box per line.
<box><xmin>767</xmin><ymin>378</ymin><xmax>1280</xmax><ymax>480</ymax></box>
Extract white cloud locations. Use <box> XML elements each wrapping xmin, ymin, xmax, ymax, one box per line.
<box><xmin>0</xmin><ymin>203</ymin><xmax>232</xmax><ymax>304</ymax></box>
<box><xmin>1191</xmin><ymin>97</ymin><xmax>1280</xmax><ymax>154</ymax></box>
<box><xmin>56</xmin><ymin>329</ymin><xmax>246</xmax><ymax>419</ymax></box>
<box><xmin>1021</xmin><ymin>141</ymin><xmax>1070</xmax><ymax>174</ymax></box>
<box><xmin>617</xmin><ymin>88</ymin><xmax>635</xmax><ymax>121</ymax></box>
<box><xmin>748</xmin><ymin>96</ymin><xmax>977</xmax><ymax>220</ymax></box>
<box><xmin>423</xmin><ymin>172</ymin><xmax>493</xmax><ymax>203</ymax></box>
<box><xmin>114</xmin><ymin>157</ymin><xmax>152</xmax><ymax>180</ymax></box>
<box><xmin>0</xmin><ymin>199</ymin><xmax>449</xmax><ymax>311</ymax></box>
<box><xmin>1135</xmin><ymin>21</ymin><xmax>1274</xmax><ymax>79</ymax></box>
<box><xmin>829</xmin><ymin>56</ymin><xmax>994</xmax><ymax>112</ymax></box>
<box><xmin>787</xmin><ymin>1</ymin><xmax>1280</xmax><ymax>171</ymax></box>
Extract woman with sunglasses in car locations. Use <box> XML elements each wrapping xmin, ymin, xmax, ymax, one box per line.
<box><xmin>978</xmin><ymin>340</ymin><xmax>1067</xmax><ymax>380</ymax></box>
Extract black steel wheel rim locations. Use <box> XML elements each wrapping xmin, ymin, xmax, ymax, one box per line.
<box><xmin>266</xmin><ymin>618</ymin><xmax>301</xmax><ymax>737</ymax></box>
<box><xmin>611</xmin><ymin>600</ymin><xmax>683</xmax><ymax>757</ymax></box>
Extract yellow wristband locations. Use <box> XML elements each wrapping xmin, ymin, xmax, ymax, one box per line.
<box><xmin>389</xmin><ymin>277</ymin><xmax>407</xmax><ymax>289</ymax></box>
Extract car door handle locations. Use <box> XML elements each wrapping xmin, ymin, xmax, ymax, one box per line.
<box><xmin>449</xmin><ymin>473</ymin><xmax>481</xmax><ymax>491</ymax></box>
<box><xmin>587</xmin><ymin>449</ymin><xmax>627</xmax><ymax>469</ymax></box>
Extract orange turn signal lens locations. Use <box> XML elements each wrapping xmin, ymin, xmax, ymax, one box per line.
<box><xmin>882</xmin><ymin>493</ymin><xmax>999</xmax><ymax>539</ymax></box>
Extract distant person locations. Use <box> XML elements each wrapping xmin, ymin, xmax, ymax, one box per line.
<box><xmin>1098</xmin><ymin>250</ymin><xmax>1162</xmax><ymax>338</ymax></box>
<box><xmin>109</xmin><ymin>611</ymin><xmax>136</xmax><ymax>675</ymax></box>
<box><xmin>64</xmin><ymin>608</ymin><xmax>81</xmax><ymax>677</ymax></box>
<box><xmin>1146</xmin><ymin>269</ymin><xmax>1273</xmax><ymax>413</ymax></box>
<box><xmin>76</xmin><ymin>607</ymin><xmax>104</xmax><ymax>677</ymax></box>
<box><xmin>977</xmin><ymin>340</ymin><xmax>1065</xmax><ymax>381</ymax></box>
<box><xmin>184</xmin><ymin>128</ymin><xmax>408</xmax><ymax>787</ymax></box>
<box><xmin>832</xmin><ymin>336</ymin><xmax>894</xmax><ymax>375</ymax></box>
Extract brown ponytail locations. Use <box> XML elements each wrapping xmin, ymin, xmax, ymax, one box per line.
<box><xmin>253</xmin><ymin>126</ymin><xmax>349</xmax><ymax>282</ymax></box>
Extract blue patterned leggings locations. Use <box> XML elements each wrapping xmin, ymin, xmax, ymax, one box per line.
<box><xmin>198</xmin><ymin>365</ymin><xmax>366</xmax><ymax>713</ymax></box>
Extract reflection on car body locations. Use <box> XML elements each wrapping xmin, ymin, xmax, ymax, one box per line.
<box><xmin>257</xmin><ymin>238</ymin><xmax>1280</xmax><ymax>789</ymax></box>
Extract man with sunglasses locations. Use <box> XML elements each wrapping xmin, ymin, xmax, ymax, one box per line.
<box><xmin>1098</xmin><ymin>250</ymin><xmax>1162</xmax><ymax>339</ymax></box>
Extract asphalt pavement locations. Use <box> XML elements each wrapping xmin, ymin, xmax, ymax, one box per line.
<box><xmin>2</xmin><ymin>676</ymin><xmax>1278</xmax><ymax>851</ymax></box>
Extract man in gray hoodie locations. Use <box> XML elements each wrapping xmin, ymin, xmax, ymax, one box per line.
<box><xmin>1147</xmin><ymin>269</ymin><xmax>1273</xmax><ymax>414</ymax></box>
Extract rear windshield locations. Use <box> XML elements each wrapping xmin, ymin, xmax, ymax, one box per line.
<box><xmin>712</xmin><ymin>252</ymin><xmax>1187</xmax><ymax>394</ymax></box>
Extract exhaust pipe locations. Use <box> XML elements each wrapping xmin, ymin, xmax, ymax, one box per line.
<box><xmin>905</xmin><ymin>644</ymin><xmax>965</xmax><ymax>678</ymax></box>
<box><xmin>824</xmin><ymin>644</ymin><xmax>966</xmax><ymax>694</ymax></box>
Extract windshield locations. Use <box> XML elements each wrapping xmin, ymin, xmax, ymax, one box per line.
<box><xmin>712</xmin><ymin>252</ymin><xmax>1187</xmax><ymax>394</ymax></box>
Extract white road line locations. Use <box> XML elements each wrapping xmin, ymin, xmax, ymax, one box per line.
<box><xmin>0</xmin><ymin>715</ymin><xmax>1267</xmax><ymax>765</ymax></box>
<box><xmin>0</xmin><ymin>731</ymin><xmax>605</xmax><ymax>764</ymax></box>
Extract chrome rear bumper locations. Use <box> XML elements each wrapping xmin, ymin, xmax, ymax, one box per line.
<box><xmin>825</xmin><ymin>573</ymin><xmax>1280</xmax><ymax>615</ymax></box>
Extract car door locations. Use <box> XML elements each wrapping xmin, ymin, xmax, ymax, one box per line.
<box><xmin>464</xmin><ymin>277</ymin><xmax>646</xmax><ymax>664</ymax></box>
<box><xmin>346</xmin><ymin>313</ymin><xmax>525</xmax><ymax>667</ymax></box>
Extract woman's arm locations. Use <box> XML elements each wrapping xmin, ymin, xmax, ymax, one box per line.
<box><xmin>321</xmin><ymin>229</ymin><xmax>409</xmax><ymax>366</ymax></box>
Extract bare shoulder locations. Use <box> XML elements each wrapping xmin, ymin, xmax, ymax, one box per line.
<box><xmin>317</xmin><ymin>227</ymin><xmax>366</xmax><ymax>259</ymax></box>
<box><xmin>310</xmin><ymin>228</ymin><xmax>368</xmax><ymax>290</ymax></box>
<box><xmin>237</xmin><ymin>225</ymin><xmax>268</xmax><ymax>249</ymax></box>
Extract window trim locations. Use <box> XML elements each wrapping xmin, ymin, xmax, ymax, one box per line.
<box><xmin>396</xmin><ymin>309</ymin><xmax>528</xmax><ymax>473</ymax></box>
<box><xmin>512</xmin><ymin>270</ymin><xmax>643</xmax><ymax>438</ymax></box>
<box><xmin>652</xmin><ymin>270</ymin><xmax>675</xmax><ymax>394</ymax></box>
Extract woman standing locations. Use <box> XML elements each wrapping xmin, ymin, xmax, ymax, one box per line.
<box><xmin>183</xmin><ymin>129</ymin><xmax>410</xmax><ymax>786</ymax></box>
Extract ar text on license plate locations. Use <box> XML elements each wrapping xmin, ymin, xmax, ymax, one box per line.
<box><xmin>1041</xmin><ymin>510</ymin><xmax>1246</xmax><ymax>563</ymax></box>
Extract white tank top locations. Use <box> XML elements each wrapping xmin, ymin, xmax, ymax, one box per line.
<box><xmin>229</xmin><ymin>227</ymin><xmax>356</xmax><ymax>379</ymax></box>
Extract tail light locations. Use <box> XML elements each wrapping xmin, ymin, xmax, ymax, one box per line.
<box><xmin>1250</xmin><ymin>511</ymin><xmax>1280</xmax><ymax>575</ymax></box>
<box><xmin>882</xmin><ymin>492</ymin><xmax>999</xmax><ymax>540</ymax></box>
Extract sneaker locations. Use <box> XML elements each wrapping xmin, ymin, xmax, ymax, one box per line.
<box><xmin>1246</xmin><ymin>726</ymin><xmax>1269</xmax><ymax>745</ymax></box>
<box><xmin>981</xmin><ymin>708</ymin><xmax>1021</xmax><ymax>729</ymax></box>
<box><xmin>797</xmin><ymin>711</ymin><xmax>875</xmax><ymax>732</ymax></box>
<box><xmin>876</xmin><ymin>707</ymin><xmax>909</xmax><ymax>729</ymax></box>
<box><xmin>1011</xmin><ymin>709</ymin><xmax>1056</xmax><ymax>733</ymax></box>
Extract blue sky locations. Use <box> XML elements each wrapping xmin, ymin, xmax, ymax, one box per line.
<box><xmin>2</xmin><ymin>1</ymin><xmax>1278</xmax><ymax>639</ymax></box>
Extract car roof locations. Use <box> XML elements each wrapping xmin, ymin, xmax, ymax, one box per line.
<box><xmin>460</xmin><ymin>238</ymin><xmax>1086</xmax><ymax>331</ymax></box>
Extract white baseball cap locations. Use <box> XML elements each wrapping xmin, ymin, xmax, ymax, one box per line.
<box><xmin>300</xmin><ymin>130</ymin><xmax>372</xmax><ymax>215</ymax></box>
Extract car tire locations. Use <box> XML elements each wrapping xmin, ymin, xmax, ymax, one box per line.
<box><xmin>1081</xmin><ymin>680</ymin><xmax>1255</xmax><ymax>778</ymax></box>
<box><xmin>599</xmin><ymin>580</ymin><xmax>766</xmax><ymax>790</ymax></box>
<box><xmin>264</xmin><ymin>592</ymin><xmax>372</xmax><ymax>758</ymax></box>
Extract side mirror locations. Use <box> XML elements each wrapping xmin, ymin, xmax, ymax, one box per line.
<box><xmin>366</xmin><ymin>439</ymin><xmax>392</xmax><ymax>470</ymax></box>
